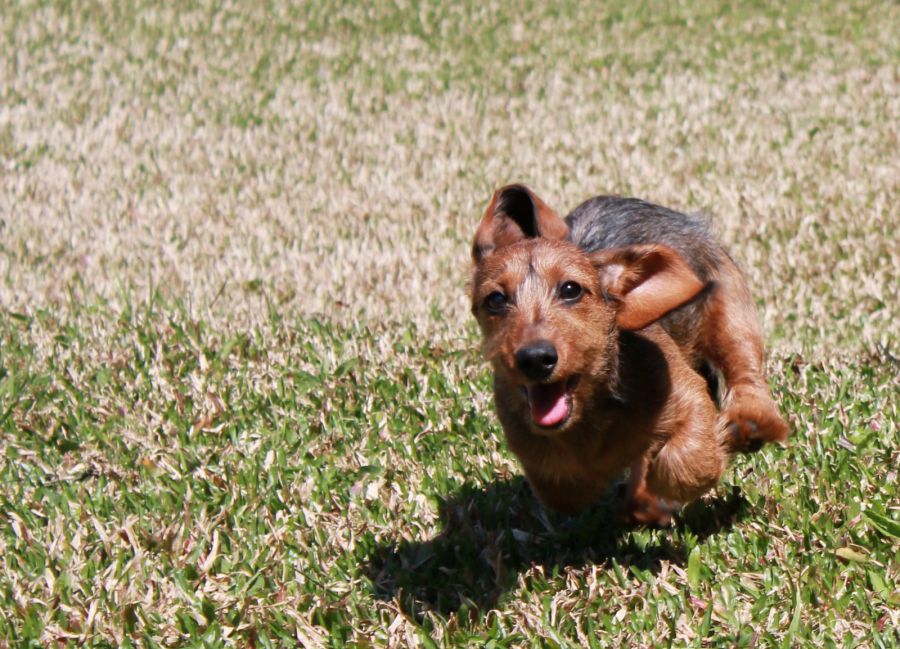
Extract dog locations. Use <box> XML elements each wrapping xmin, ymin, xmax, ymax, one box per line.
<box><xmin>470</xmin><ymin>184</ymin><xmax>789</xmax><ymax>525</ymax></box>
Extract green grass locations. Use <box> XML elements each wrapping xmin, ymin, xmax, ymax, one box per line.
<box><xmin>1</xmin><ymin>0</ymin><xmax>898</xmax><ymax>646</ymax></box>
<box><xmin>1</xmin><ymin>298</ymin><xmax>897</xmax><ymax>646</ymax></box>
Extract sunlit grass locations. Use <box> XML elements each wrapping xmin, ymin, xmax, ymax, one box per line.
<box><xmin>1</xmin><ymin>0</ymin><xmax>897</xmax><ymax>646</ymax></box>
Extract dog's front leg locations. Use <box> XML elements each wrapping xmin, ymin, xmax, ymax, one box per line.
<box><xmin>622</xmin><ymin>455</ymin><xmax>679</xmax><ymax>527</ymax></box>
<box><xmin>524</xmin><ymin>468</ymin><xmax>609</xmax><ymax>517</ymax></box>
<box><xmin>641</xmin><ymin>402</ymin><xmax>728</xmax><ymax>514</ymax></box>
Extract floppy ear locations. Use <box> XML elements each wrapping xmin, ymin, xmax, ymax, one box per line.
<box><xmin>590</xmin><ymin>244</ymin><xmax>704</xmax><ymax>330</ymax></box>
<box><xmin>472</xmin><ymin>184</ymin><xmax>568</xmax><ymax>262</ymax></box>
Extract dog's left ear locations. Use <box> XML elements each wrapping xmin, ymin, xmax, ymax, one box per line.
<box><xmin>591</xmin><ymin>244</ymin><xmax>704</xmax><ymax>330</ymax></box>
<box><xmin>472</xmin><ymin>184</ymin><xmax>568</xmax><ymax>262</ymax></box>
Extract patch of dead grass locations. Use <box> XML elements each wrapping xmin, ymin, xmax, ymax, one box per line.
<box><xmin>1</xmin><ymin>1</ymin><xmax>897</xmax><ymax>357</ymax></box>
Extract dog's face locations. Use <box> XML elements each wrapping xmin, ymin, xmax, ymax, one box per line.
<box><xmin>472</xmin><ymin>237</ymin><xmax>618</xmax><ymax>432</ymax></box>
<box><xmin>471</xmin><ymin>185</ymin><xmax>704</xmax><ymax>435</ymax></box>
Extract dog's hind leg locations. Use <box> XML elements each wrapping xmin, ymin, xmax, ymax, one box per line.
<box><xmin>701</xmin><ymin>257</ymin><xmax>789</xmax><ymax>452</ymax></box>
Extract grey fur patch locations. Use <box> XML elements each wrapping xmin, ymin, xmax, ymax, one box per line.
<box><xmin>565</xmin><ymin>196</ymin><xmax>723</xmax><ymax>281</ymax></box>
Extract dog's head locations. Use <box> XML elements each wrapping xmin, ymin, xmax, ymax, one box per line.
<box><xmin>471</xmin><ymin>184</ymin><xmax>703</xmax><ymax>434</ymax></box>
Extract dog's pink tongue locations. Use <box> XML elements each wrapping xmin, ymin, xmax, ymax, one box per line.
<box><xmin>528</xmin><ymin>382</ymin><xmax>569</xmax><ymax>427</ymax></box>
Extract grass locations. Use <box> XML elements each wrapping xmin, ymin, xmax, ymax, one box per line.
<box><xmin>1</xmin><ymin>0</ymin><xmax>898</xmax><ymax>646</ymax></box>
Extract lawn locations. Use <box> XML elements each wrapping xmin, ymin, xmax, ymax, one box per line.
<box><xmin>0</xmin><ymin>1</ymin><xmax>897</xmax><ymax>646</ymax></box>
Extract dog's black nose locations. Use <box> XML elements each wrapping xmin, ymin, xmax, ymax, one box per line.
<box><xmin>515</xmin><ymin>341</ymin><xmax>558</xmax><ymax>381</ymax></box>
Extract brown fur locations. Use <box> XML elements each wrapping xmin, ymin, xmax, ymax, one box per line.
<box><xmin>470</xmin><ymin>185</ymin><xmax>788</xmax><ymax>525</ymax></box>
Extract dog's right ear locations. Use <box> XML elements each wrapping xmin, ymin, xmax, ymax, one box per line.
<box><xmin>472</xmin><ymin>185</ymin><xmax>568</xmax><ymax>262</ymax></box>
<box><xmin>591</xmin><ymin>244</ymin><xmax>704</xmax><ymax>330</ymax></box>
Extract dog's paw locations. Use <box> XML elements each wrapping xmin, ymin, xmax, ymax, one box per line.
<box><xmin>722</xmin><ymin>388</ymin><xmax>789</xmax><ymax>454</ymax></box>
<box><xmin>621</xmin><ymin>491</ymin><xmax>679</xmax><ymax>528</ymax></box>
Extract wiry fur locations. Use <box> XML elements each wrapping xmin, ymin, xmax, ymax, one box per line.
<box><xmin>471</xmin><ymin>185</ymin><xmax>789</xmax><ymax>525</ymax></box>
<box><xmin>566</xmin><ymin>195</ymin><xmax>789</xmax><ymax>451</ymax></box>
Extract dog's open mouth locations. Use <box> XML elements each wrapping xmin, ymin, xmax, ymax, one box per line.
<box><xmin>523</xmin><ymin>376</ymin><xmax>578</xmax><ymax>429</ymax></box>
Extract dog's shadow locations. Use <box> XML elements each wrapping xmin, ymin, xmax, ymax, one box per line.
<box><xmin>365</xmin><ymin>477</ymin><xmax>746</xmax><ymax>619</ymax></box>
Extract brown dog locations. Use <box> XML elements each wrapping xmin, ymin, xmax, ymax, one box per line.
<box><xmin>470</xmin><ymin>185</ymin><xmax>788</xmax><ymax>525</ymax></box>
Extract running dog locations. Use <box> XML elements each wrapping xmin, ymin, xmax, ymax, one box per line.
<box><xmin>470</xmin><ymin>184</ymin><xmax>788</xmax><ymax>525</ymax></box>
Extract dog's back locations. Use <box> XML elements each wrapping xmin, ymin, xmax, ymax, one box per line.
<box><xmin>563</xmin><ymin>193</ymin><xmax>787</xmax><ymax>451</ymax></box>
<box><xmin>566</xmin><ymin>196</ymin><xmax>724</xmax><ymax>362</ymax></box>
<box><xmin>566</xmin><ymin>196</ymin><xmax>728</xmax><ymax>277</ymax></box>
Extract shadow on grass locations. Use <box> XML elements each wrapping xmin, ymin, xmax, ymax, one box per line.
<box><xmin>365</xmin><ymin>477</ymin><xmax>746</xmax><ymax>620</ymax></box>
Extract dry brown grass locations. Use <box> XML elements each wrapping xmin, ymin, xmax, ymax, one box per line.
<box><xmin>2</xmin><ymin>1</ymin><xmax>897</xmax><ymax>356</ymax></box>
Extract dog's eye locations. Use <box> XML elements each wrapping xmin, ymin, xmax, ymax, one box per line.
<box><xmin>558</xmin><ymin>281</ymin><xmax>583</xmax><ymax>302</ymax></box>
<box><xmin>484</xmin><ymin>291</ymin><xmax>509</xmax><ymax>314</ymax></box>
